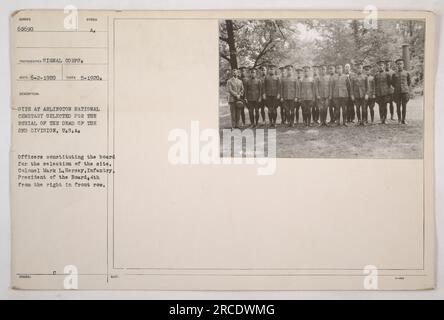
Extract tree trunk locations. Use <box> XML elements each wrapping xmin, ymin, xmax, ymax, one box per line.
<box><xmin>225</xmin><ymin>20</ymin><xmax>238</xmax><ymax>69</ymax></box>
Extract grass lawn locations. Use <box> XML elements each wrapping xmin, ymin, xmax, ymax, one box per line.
<box><xmin>219</xmin><ymin>96</ymin><xmax>424</xmax><ymax>159</ymax></box>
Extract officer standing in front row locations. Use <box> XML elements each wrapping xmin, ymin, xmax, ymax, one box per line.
<box><xmin>227</xmin><ymin>68</ymin><xmax>244</xmax><ymax>129</ymax></box>
<box><xmin>280</xmin><ymin>65</ymin><xmax>299</xmax><ymax>127</ymax></box>
<box><xmin>391</xmin><ymin>58</ymin><xmax>411</xmax><ymax>124</ymax></box>
<box><xmin>363</xmin><ymin>64</ymin><xmax>376</xmax><ymax>124</ymax></box>
<box><xmin>258</xmin><ymin>66</ymin><xmax>268</xmax><ymax>125</ymax></box>
<box><xmin>277</xmin><ymin>66</ymin><xmax>287</xmax><ymax>125</ymax></box>
<box><xmin>263</xmin><ymin>64</ymin><xmax>281</xmax><ymax>128</ymax></box>
<box><xmin>312</xmin><ymin>65</ymin><xmax>320</xmax><ymax>124</ymax></box>
<box><xmin>239</xmin><ymin>66</ymin><xmax>249</xmax><ymax>126</ymax></box>
<box><xmin>315</xmin><ymin>65</ymin><xmax>331</xmax><ymax>126</ymax></box>
<box><xmin>299</xmin><ymin>66</ymin><xmax>316</xmax><ymax>126</ymax></box>
<box><xmin>244</xmin><ymin>67</ymin><xmax>263</xmax><ymax>128</ymax></box>
<box><xmin>294</xmin><ymin>67</ymin><xmax>303</xmax><ymax>124</ymax></box>
<box><xmin>374</xmin><ymin>60</ymin><xmax>392</xmax><ymax>124</ymax></box>
<box><xmin>331</xmin><ymin>64</ymin><xmax>351</xmax><ymax>126</ymax></box>
<box><xmin>344</xmin><ymin>63</ymin><xmax>356</xmax><ymax>123</ymax></box>
<box><xmin>350</xmin><ymin>62</ymin><xmax>368</xmax><ymax>126</ymax></box>
<box><xmin>385</xmin><ymin>60</ymin><xmax>396</xmax><ymax>121</ymax></box>
<box><xmin>327</xmin><ymin>65</ymin><xmax>336</xmax><ymax>123</ymax></box>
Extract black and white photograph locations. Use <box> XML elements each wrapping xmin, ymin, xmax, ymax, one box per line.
<box><xmin>219</xmin><ymin>19</ymin><xmax>425</xmax><ymax>158</ymax></box>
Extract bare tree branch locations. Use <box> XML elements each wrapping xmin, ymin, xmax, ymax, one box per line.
<box><xmin>253</xmin><ymin>37</ymin><xmax>274</xmax><ymax>67</ymax></box>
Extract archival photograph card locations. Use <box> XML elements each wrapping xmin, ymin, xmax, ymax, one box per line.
<box><xmin>10</xmin><ymin>10</ymin><xmax>436</xmax><ymax>290</ymax></box>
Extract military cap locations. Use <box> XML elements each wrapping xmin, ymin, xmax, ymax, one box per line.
<box><xmin>377</xmin><ymin>60</ymin><xmax>386</xmax><ymax>65</ymax></box>
<box><xmin>395</xmin><ymin>58</ymin><xmax>405</xmax><ymax>63</ymax></box>
<box><xmin>363</xmin><ymin>64</ymin><xmax>373</xmax><ymax>70</ymax></box>
<box><xmin>295</xmin><ymin>67</ymin><xmax>303</xmax><ymax>71</ymax></box>
<box><xmin>285</xmin><ymin>64</ymin><xmax>294</xmax><ymax>69</ymax></box>
<box><xmin>303</xmin><ymin>65</ymin><xmax>311</xmax><ymax>69</ymax></box>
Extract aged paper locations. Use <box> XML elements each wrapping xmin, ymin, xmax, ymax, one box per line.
<box><xmin>10</xmin><ymin>10</ymin><xmax>435</xmax><ymax>290</ymax></box>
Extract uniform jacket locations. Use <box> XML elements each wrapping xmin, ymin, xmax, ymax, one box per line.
<box><xmin>280</xmin><ymin>76</ymin><xmax>299</xmax><ymax>100</ymax></box>
<box><xmin>263</xmin><ymin>75</ymin><xmax>281</xmax><ymax>97</ymax></box>
<box><xmin>299</xmin><ymin>76</ymin><xmax>316</xmax><ymax>101</ymax></box>
<box><xmin>315</xmin><ymin>75</ymin><xmax>331</xmax><ymax>99</ymax></box>
<box><xmin>374</xmin><ymin>71</ymin><xmax>392</xmax><ymax>97</ymax></box>
<box><xmin>240</xmin><ymin>76</ymin><xmax>249</xmax><ymax>97</ymax></box>
<box><xmin>366</xmin><ymin>75</ymin><xmax>376</xmax><ymax>98</ymax></box>
<box><xmin>244</xmin><ymin>78</ymin><xmax>262</xmax><ymax>101</ymax></box>
<box><xmin>391</xmin><ymin>71</ymin><xmax>411</xmax><ymax>95</ymax></box>
<box><xmin>331</xmin><ymin>74</ymin><xmax>351</xmax><ymax>98</ymax></box>
<box><xmin>227</xmin><ymin>77</ymin><xmax>244</xmax><ymax>103</ymax></box>
<box><xmin>386</xmin><ymin>69</ymin><xmax>395</xmax><ymax>94</ymax></box>
<box><xmin>351</xmin><ymin>73</ymin><xmax>368</xmax><ymax>99</ymax></box>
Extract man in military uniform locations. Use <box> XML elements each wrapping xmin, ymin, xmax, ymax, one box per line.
<box><xmin>315</xmin><ymin>65</ymin><xmax>331</xmax><ymax>126</ymax></box>
<box><xmin>327</xmin><ymin>65</ymin><xmax>336</xmax><ymax>123</ymax></box>
<box><xmin>363</xmin><ymin>64</ymin><xmax>376</xmax><ymax>124</ymax></box>
<box><xmin>392</xmin><ymin>58</ymin><xmax>411</xmax><ymax>124</ymax></box>
<box><xmin>227</xmin><ymin>68</ymin><xmax>244</xmax><ymax>129</ymax></box>
<box><xmin>277</xmin><ymin>66</ymin><xmax>287</xmax><ymax>125</ymax></box>
<box><xmin>263</xmin><ymin>64</ymin><xmax>281</xmax><ymax>128</ymax></box>
<box><xmin>385</xmin><ymin>60</ymin><xmax>396</xmax><ymax>121</ymax></box>
<box><xmin>258</xmin><ymin>66</ymin><xmax>268</xmax><ymax>125</ymax></box>
<box><xmin>239</xmin><ymin>66</ymin><xmax>249</xmax><ymax>126</ymax></box>
<box><xmin>312</xmin><ymin>65</ymin><xmax>320</xmax><ymax>124</ymax></box>
<box><xmin>244</xmin><ymin>68</ymin><xmax>263</xmax><ymax>128</ymax></box>
<box><xmin>331</xmin><ymin>64</ymin><xmax>351</xmax><ymax>126</ymax></box>
<box><xmin>350</xmin><ymin>62</ymin><xmax>368</xmax><ymax>126</ymax></box>
<box><xmin>374</xmin><ymin>60</ymin><xmax>392</xmax><ymax>124</ymax></box>
<box><xmin>280</xmin><ymin>65</ymin><xmax>299</xmax><ymax>127</ymax></box>
<box><xmin>344</xmin><ymin>63</ymin><xmax>356</xmax><ymax>123</ymax></box>
<box><xmin>299</xmin><ymin>66</ymin><xmax>316</xmax><ymax>126</ymax></box>
<box><xmin>294</xmin><ymin>67</ymin><xmax>303</xmax><ymax>124</ymax></box>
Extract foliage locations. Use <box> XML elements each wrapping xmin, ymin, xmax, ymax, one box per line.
<box><xmin>219</xmin><ymin>19</ymin><xmax>425</xmax><ymax>87</ymax></box>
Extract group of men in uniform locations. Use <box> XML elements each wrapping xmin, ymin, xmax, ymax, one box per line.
<box><xmin>226</xmin><ymin>59</ymin><xmax>412</xmax><ymax>129</ymax></box>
